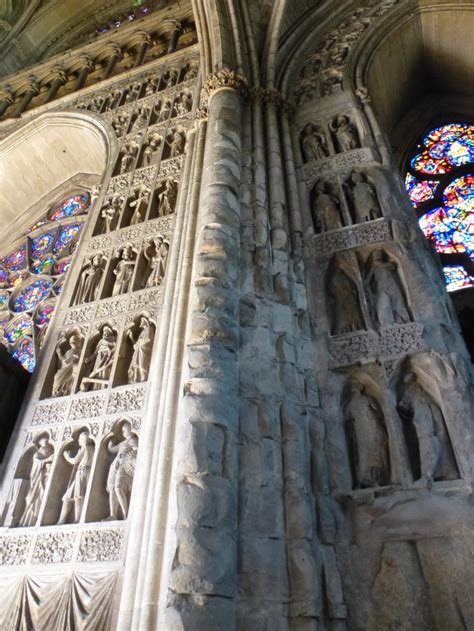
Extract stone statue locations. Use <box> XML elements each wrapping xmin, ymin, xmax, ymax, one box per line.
<box><xmin>321</xmin><ymin>69</ymin><xmax>343</xmax><ymax>95</ymax></box>
<box><xmin>131</xmin><ymin>106</ymin><xmax>150</xmax><ymax>131</ymax></box>
<box><xmin>73</xmin><ymin>253</ymin><xmax>105</xmax><ymax>305</ymax></box>
<box><xmin>81</xmin><ymin>325</ymin><xmax>117</xmax><ymax>391</ymax></box>
<box><xmin>327</xmin><ymin>263</ymin><xmax>364</xmax><ymax>335</ymax></box>
<box><xmin>112</xmin><ymin>244</ymin><xmax>136</xmax><ymax>296</ymax></box>
<box><xmin>175</xmin><ymin>92</ymin><xmax>192</xmax><ymax>115</ymax></box>
<box><xmin>344</xmin><ymin>383</ymin><xmax>389</xmax><ymax>488</ymax></box>
<box><xmin>112</xmin><ymin>114</ymin><xmax>129</xmax><ymax>138</ymax></box>
<box><xmin>19</xmin><ymin>437</ymin><xmax>54</xmax><ymax>527</ymax></box>
<box><xmin>184</xmin><ymin>63</ymin><xmax>198</xmax><ymax>81</ymax></box>
<box><xmin>311</xmin><ymin>179</ymin><xmax>343</xmax><ymax>233</ymax></box>
<box><xmin>144</xmin><ymin>237</ymin><xmax>169</xmax><ymax>287</ymax></box>
<box><xmin>397</xmin><ymin>372</ymin><xmax>442</xmax><ymax>482</ymax></box>
<box><xmin>301</xmin><ymin>124</ymin><xmax>328</xmax><ymax>162</ymax></box>
<box><xmin>144</xmin><ymin>77</ymin><xmax>160</xmax><ymax>96</ymax></box>
<box><xmin>57</xmin><ymin>430</ymin><xmax>94</xmax><ymax>525</ymax></box>
<box><xmin>127</xmin><ymin>315</ymin><xmax>154</xmax><ymax>383</ymax></box>
<box><xmin>125</xmin><ymin>81</ymin><xmax>141</xmax><ymax>103</ymax></box>
<box><xmin>348</xmin><ymin>171</ymin><xmax>381</xmax><ymax>223</ymax></box>
<box><xmin>100</xmin><ymin>195</ymin><xmax>123</xmax><ymax>233</ymax></box>
<box><xmin>52</xmin><ymin>333</ymin><xmax>84</xmax><ymax>397</ymax></box>
<box><xmin>154</xmin><ymin>99</ymin><xmax>172</xmax><ymax>122</ymax></box>
<box><xmin>157</xmin><ymin>178</ymin><xmax>178</xmax><ymax>216</ymax></box>
<box><xmin>167</xmin><ymin>130</ymin><xmax>185</xmax><ymax>158</ymax></box>
<box><xmin>142</xmin><ymin>134</ymin><xmax>162</xmax><ymax>166</ymax></box>
<box><xmin>129</xmin><ymin>188</ymin><xmax>149</xmax><ymax>225</ymax></box>
<box><xmin>120</xmin><ymin>146</ymin><xmax>136</xmax><ymax>174</ymax></box>
<box><xmin>165</xmin><ymin>68</ymin><xmax>179</xmax><ymax>87</ymax></box>
<box><xmin>330</xmin><ymin>114</ymin><xmax>359</xmax><ymax>152</ymax></box>
<box><xmin>365</xmin><ymin>251</ymin><xmax>410</xmax><ymax>327</ymax></box>
<box><xmin>104</xmin><ymin>89</ymin><xmax>122</xmax><ymax>111</ymax></box>
<box><xmin>106</xmin><ymin>421</ymin><xmax>138</xmax><ymax>519</ymax></box>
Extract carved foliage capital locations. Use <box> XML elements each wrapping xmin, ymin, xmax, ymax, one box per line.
<box><xmin>200</xmin><ymin>69</ymin><xmax>248</xmax><ymax>108</ymax></box>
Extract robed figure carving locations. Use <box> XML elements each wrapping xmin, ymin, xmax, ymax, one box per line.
<box><xmin>81</xmin><ymin>325</ymin><xmax>117</xmax><ymax>391</ymax></box>
<box><xmin>112</xmin><ymin>244</ymin><xmax>136</xmax><ymax>296</ymax></box>
<box><xmin>301</xmin><ymin>123</ymin><xmax>328</xmax><ymax>162</ymax></box>
<box><xmin>326</xmin><ymin>260</ymin><xmax>364</xmax><ymax>335</ymax></box>
<box><xmin>19</xmin><ymin>438</ymin><xmax>54</xmax><ymax>527</ymax></box>
<box><xmin>127</xmin><ymin>314</ymin><xmax>154</xmax><ymax>383</ymax></box>
<box><xmin>398</xmin><ymin>371</ymin><xmax>459</xmax><ymax>482</ymax></box>
<box><xmin>330</xmin><ymin>114</ymin><xmax>359</xmax><ymax>153</ymax></box>
<box><xmin>57</xmin><ymin>430</ymin><xmax>95</xmax><ymax>524</ymax></box>
<box><xmin>106</xmin><ymin>421</ymin><xmax>138</xmax><ymax>519</ymax></box>
<box><xmin>365</xmin><ymin>250</ymin><xmax>411</xmax><ymax>328</ymax></box>
<box><xmin>311</xmin><ymin>180</ymin><xmax>343</xmax><ymax>233</ymax></box>
<box><xmin>348</xmin><ymin>171</ymin><xmax>381</xmax><ymax>223</ymax></box>
<box><xmin>144</xmin><ymin>236</ymin><xmax>169</xmax><ymax>288</ymax></box>
<box><xmin>344</xmin><ymin>383</ymin><xmax>390</xmax><ymax>488</ymax></box>
<box><xmin>73</xmin><ymin>253</ymin><xmax>105</xmax><ymax>305</ymax></box>
<box><xmin>52</xmin><ymin>332</ymin><xmax>84</xmax><ymax>397</ymax></box>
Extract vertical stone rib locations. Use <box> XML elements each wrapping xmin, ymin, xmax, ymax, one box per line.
<box><xmin>164</xmin><ymin>85</ymin><xmax>242</xmax><ymax>629</ymax></box>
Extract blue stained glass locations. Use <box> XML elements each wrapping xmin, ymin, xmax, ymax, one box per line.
<box><xmin>406</xmin><ymin>123</ymin><xmax>474</xmax><ymax>294</ymax></box>
<box><xmin>0</xmin><ymin>266</ymin><xmax>9</xmax><ymax>287</ymax></box>
<box><xmin>30</xmin><ymin>232</ymin><xmax>55</xmax><ymax>258</ymax></box>
<box><xmin>31</xmin><ymin>255</ymin><xmax>55</xmax><ymax>275</ymax></box>
<box><xmin>12</xmin><ymin>337</ymin><xmax>36</xmax><ymax>372</ymax></box>
<box><xmin>47</xmin><ymin>194</ymin><xmax>90</xmax><ymax>222</ymax></box>
<box><xmin>0</xmin><ymin>290</ymin><xmax>8</xmax><ymax>311</ymax></box>
<box><xmin>53</xmin><ymin>276</ymin><xmax>65</xmax><ymax>295</ymax></box>
<box><xmin>0</xmin><ymin>312</ymin><xmax>10</xmax><ymax>328</ymax></box>
<box><xmin>3</xmin><ymin>245</ymin><xmax>27</xmax><ymax>271</ymax></box>
<box><xmin>443</xmin><ymin>265</ymin><xmax>474</xmax><ymax>292</ymax></box>
<box><xmin>53</xmin><ymin>257</ymin><xmax>71</xmax><ymax>275</ymax></box>
<box><xmin>35</xmin><ymin>301</ymin><xmax>55</xmax><ymax>326</ymax></box>
<box><xmin>11</xmin><ymin>278</ymin><xmax>53</xmax><ymax>312</ymax></box>
<box><xmin>5</xmin><ymin>315</ymin><xmax>33</xmax><ymax>343</ymax></box>
<box><xmin>53</xmin><ymin>223</ymin><xmax>83</xmax><ymax>254</ymax></box>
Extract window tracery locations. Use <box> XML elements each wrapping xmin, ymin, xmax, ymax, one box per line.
<box><xmin>0</xmin><ymin>193</ymin><xmax>90</xmax><ymax>372</ymax></box>
<box><xmin>404</xmin><ymin>122</ymin><xmax>474</xmax><ymax>292</ymax></box>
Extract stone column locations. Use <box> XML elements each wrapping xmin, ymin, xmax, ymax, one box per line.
<box><xmin>75</xmin><ymin>56</ymin><xmax>95</xmax><ymax>90</ymax></box>
<box><xmin>133</xmin><ymin>33</ymin><xmax>152</xmax><ymax>68</ymax></box>
<box><xmin>12</xmin><ymin>78</ymin><xmax>39</xmax><ymax>117</ymax></box>
<box><xmin>44</xmin><ymin>67</ymin><xmax>67</xmax><ymax>103</ymax></box>
<box><xmin>161</xmin><ymin>70</ymin><xmax>246</xmax><ymax>629</ymax></box>
<box><xmin>0</xmin><ymin>86</ymin><xmax>14</xmax><ymax>118</ymax></box>
<box><xmin>166</xmin><ymin>20</ymin><xmax>183</xmax><ymax>54</ymax></box>
<box><xmin>102</xmin><ymin>45</ymin><xmax>123</xmax><ymax>80</ymax></box>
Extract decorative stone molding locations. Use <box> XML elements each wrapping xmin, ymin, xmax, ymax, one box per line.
<box><xmin>129</xmin><ymin>287</ymin><xmax>162</xmax><ymax>310</ymax></box>
<box><xmin>0</xmin><ymin>535</ymin><xmax>32</xmax><ymax>565</ymax></box>
<box><xmin>104</xmin><ymin>415</ymin><xmax>142</xmax><ymax>434</ymax></box>
<box><xmin>69</xmin><ymin>393</ymin><xmax>107</xmax><ymax>420</ymax></box>
<box><xmin>107</xmin><ymin>173</ymin><xmax>132</xmax><ymax>195</ymax></box>
<box><xmin>200</xmin><ymin>69</ymin><xmax>248</xmax><ymax>111</ymax></box>
<box><xmin>159</xmin><ymin>155</ymin><xmax>184</xmax><ymax>177</ymax></box>
<box><xmin>328</xmin><ymin>330</ymin><xmax>378</xmax><ymax>367</ymax></box>
<box><xmin>311</xmin><ymin>218</ymin><xmax>392</xmax><ymax>256</ymax></box>
<box><xmin>63</xmin><ymin>421</ymin><xmax>100</xmax><ymax>440</ymax></box>
<box><xmin>32</xmin><ymin>531</ymin><xmax>75</xmax><ymax>564</ymax></box>
<box><xmin>379</xmin><ymin>323</ymin><xmax>424</xmax><ymax>357</ymax></box>
<box><xmin>132</xmin><ymin>165</ymin><xmax>158</xmax><ymax>188</ymax></box>
<box><xmin>328</xmin><ymin>323</ymin><xmax>425</xmax><ymax>367</ymax></box>
<box><xmin>78</xmin><ymin>528</ymin><xmax>125</xmax><ymax>562</ymax></box>
<box><xmin>87</xmin><ymin>234</ymin><xmax>114</xmax><ymax>254</ymax></box>
<box><xmin>31</xmin><ymin>400</ymin><xmax>69</xmax><ymax>426</ymax></box>
<box><xmin>303</xmin><ymin>148</ymin><xmax>376</xmax><ymax>180</ymax></box>
<box><xmin>65</xmin><ymin>304</ymin><xmax>95</xmax><ymax>325</ymax></box>
<box><xmin>107</xmin><ymin>385</ymin><xmax>147</xmax><ymax>414</ymax></box>
<box><xmin>96</xmin><ymin>296</ymin><xmax>129</xmax><ymax>318</ymax></box>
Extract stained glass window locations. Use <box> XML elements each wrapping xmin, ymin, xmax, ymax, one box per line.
<box><xmin>0</xmin><ymin>193</ymin><xmax>91</xmax><ymax>372</ymax></box>
<box><xmin>405</xmin><ymin>122</ymin><xmax>474</xmax><ymax>292</ymax></box>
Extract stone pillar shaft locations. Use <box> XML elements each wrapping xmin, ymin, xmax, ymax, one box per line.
<box><xmin>44</xmin><ymin>73</ymin><xmax>66</xmax><ymax>103</ymax></box>
<box><xmin>167</xmin><ymin>23</ymin><xmax>183</xmax><ymax>54</ymax></box>
<box><xmin>75</xmin><ymin>61</ymin><xmax>94</xmax><ymax>90</ymax></box>
<box><xmin>13</xmin><ymin>84</ymin><xmax>39</xmax><ymax>117</ymax></box>
<box><xmin>102</xmin><ymin>49</ymin><xmax>122</xmax><ymax>80</ymax></box>
<box><xmin>134</xmin><ymin>41</ymin><xmax>150</xmax><ymax>68</ymax></box>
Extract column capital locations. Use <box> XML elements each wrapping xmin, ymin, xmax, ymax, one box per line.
<box><xmin>164</xmin><ymin>18</ymin><xmax>183</xmax><ymax>32</ymax></box>
<box><xmin>50</xmin><ymin>66</ymin><xmax>68</xmax><ymax>84</ymax></box>
<box><xmin>200</xmin><ymin>69</ymin><xmax>248</xmax><ymax>108</ymax></box>
<box><xmin>103</xmin><ymin>44</ymin><xmax>123</xmax><ymax>60</ymax></box>
<box><xmin>23</xmin><ymin>77</ymin><xmax>40</xmax><ymax>95</ymax></box>
<box><xmin>79</xmin><ymin>55</ymin><xmax>95</xmax><ymax>71</ymax></box>
<box><xmin>0</xmin><ymin>84</ymin><xmax>14</xmax><ymax>104</ymax></box>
